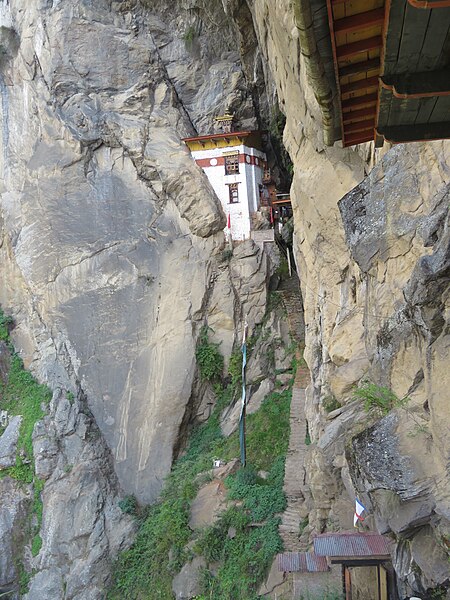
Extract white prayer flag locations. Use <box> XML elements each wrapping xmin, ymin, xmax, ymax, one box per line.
<box><xmin>353</xmin><ymin>498</ymin><xmax>367</xmax><ymax>527</ymax></box>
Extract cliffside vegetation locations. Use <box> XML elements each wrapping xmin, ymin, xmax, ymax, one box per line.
<box><xmin>109</xmin><ymin>326</ymin><xmax>293</xmax><ymax>600</ymax></box>
<box><xmin>0</xmin><ymin>310</ymin><xmax>51</xmax><ymax>591</ymax></box>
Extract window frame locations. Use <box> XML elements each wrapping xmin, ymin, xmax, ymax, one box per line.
<box><xmin>224</xmin><ymin>152</ymin><xmax>240</xmax><ymax>175</ymax></box>
<box><xmin>228</xmin><ymin>183</ymin><xmax>239</xmax><ymax>204</ymax></box>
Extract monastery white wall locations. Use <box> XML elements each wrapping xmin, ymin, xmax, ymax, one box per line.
<box><xmin>191</xmin><ymin>144</ymin><xmax>266</xmax><ymax>240</ymax></box>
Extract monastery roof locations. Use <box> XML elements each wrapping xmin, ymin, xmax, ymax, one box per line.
<box><xmin>182</xmin><ymin>130</ymin><xmax>256</xmax><ymax>143</ymax></box>
<box><xmin>182</xmin><ymin>130</ymin><xmax>265</xmax><ymax>151</ymax></box>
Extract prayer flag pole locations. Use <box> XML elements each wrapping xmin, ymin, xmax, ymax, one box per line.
<box><xmin>239</xmin><ymin>318</ymin><xmax>248</xmax><ymax>467</ymax></box>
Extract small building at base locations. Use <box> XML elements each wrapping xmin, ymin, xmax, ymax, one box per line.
<box><xmin>182</xmin><ymin>129</ymin><xmax>268</xmax><ymax>241</ymax></box>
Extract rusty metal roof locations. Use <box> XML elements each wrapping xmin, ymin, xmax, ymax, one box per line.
<box><xmin>313</xmin><ymin>533</ymin><xmax>391</xmax><ymax>558</ymax></box>
<box><xmin>277</xmin><ymin>552</ymin><xmax>330</xmax><ymax>573</ymax></box>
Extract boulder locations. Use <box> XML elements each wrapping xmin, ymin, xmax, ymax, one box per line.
<box><xmin>172</xmin><ymin>556</ymin><xmax>206</xmax><ymax>600</ymax></box>
<box><xmin>0</xmin><ymin>416</ymin><xmax>22</xmax><ymax>470</ymax></box>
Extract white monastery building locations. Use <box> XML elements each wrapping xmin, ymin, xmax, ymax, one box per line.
<box><xmin>183</xmin><ymin>119</ymin><xmax>268</xmax><ymax>241</ymax></box>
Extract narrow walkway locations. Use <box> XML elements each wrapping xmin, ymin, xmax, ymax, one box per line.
<box><xmin>279</xmin><ymin>364</ymin><xmax>310</xmax><ymax>551</ymax></box>
<box><xmin>278</xmin><ymin>277</ymin><xmax>310</xmax><ymax>552</ymax></box>
<box><xmin>279</xmin><ymin>275</ymin><xmax>304</xmax><ymax>343</ymax></box>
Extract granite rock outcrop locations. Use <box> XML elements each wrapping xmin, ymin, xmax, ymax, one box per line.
<box><xmin>0</xmin><ymin>0</ymin><xmax>449</xmax><ymax>597</ymax></box>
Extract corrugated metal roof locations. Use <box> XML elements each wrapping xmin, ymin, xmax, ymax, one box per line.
<box><xmin>313</xmin><ymin>533</ymin><xmax>391</xmax><ymax>558</ymax></box>
<box><xmin>277</xmin><ymin>552</ymin><xmax>330</xmax><ymax>573</ymax></box>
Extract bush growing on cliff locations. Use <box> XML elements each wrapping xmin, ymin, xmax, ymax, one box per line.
<box><xmin>0</xmin><ymin>311</ymin><xmax>13</xmax><ymax>341</ymax></box>
<box><xmin>227</xmin><ymin>348</ymin><xmax>242</xmax><ymax>389</ymax></box>
<box><xmin>322</xmin><ymin>395</ymin><xmax>341</xmax><ymax>413</ymax></box>
<box><xmin>353</xmin><ymin>382</ymin><xmax>408</xmax><ymax>416</ymax></box>
<box><xmin>196</xmin><ymin>326</ymin><xmax>224</xmax><ymax>383</ymax></box>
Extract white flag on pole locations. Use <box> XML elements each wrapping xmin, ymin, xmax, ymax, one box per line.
<box><xmin>353</xmin><ymin>498</ymin><xmax>367</xmax><ymax>527</ymax></box>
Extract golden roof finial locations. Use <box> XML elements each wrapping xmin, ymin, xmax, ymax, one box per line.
<box><xmin>215</xmin><ymin>112</ymin><xmax>234</xmax><ymax>133</ymax></box>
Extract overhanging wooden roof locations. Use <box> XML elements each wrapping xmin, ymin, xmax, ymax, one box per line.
<box><xmin>182</xmin><ymin>131</ymin><xmax>264</xmax><ymax>151</ymax></box>
<box><xmin>324</xmin><ymin>0</ymin><xmax>450</xmax><ymax>146</ymax></box>
<box><xmin>376</xmin><ymin>0</ymin><xmax>450</xmax><ymax>144</ymax></box>
<box><xmin>326</xmin><ymin>0</ymin><xmax>386</xmax><ymax>147</ymax></box>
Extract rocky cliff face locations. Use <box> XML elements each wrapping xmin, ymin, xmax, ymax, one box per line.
<box><xmin>0</xmin><ymin>0</ymin><xmax>449</xmax><ymax>598</ymax></box>
<box><xmin>0</xmin><ymin>0</ymin><xmax>272</xmax><ymax>595</ymax></box>
<box><xmin>233</xmin><ymin>1</ymin><xmax>449</xmax><ymax>597</ymax></box>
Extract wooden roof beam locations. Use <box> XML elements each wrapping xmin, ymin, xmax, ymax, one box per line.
<box><xmin>337</xmin><ymin>36</ymin><xmax>382</xmax><ymax>60</ymax></box>
<box><xmin>407</xmin><ymin>0</ymin><xmax>450</xmax><ymax>7</ymax></box>
<box><xmin>345</xmin><ymin>119</ymin><xmax>375</xmax><ymax>133</ymax></box>
<box><xmin>334</xmin><ymin>8</ymin><xmax>385</xmax><ymax>34</ymax></box>
<box><xmin>376</xmin><ymin>122</ymin><xmax>450</xmax><ymax>143</ymax></box>
<box><xmin>344</xmin><ymin>133</ymin><xmax>373</xmax><ymax>146</ymax></box>
<box><xmin>339</xmin><ymin>58</ymin><xmax>381</xmax><ymax>79</ymax></box>
<box><xmin>342</xmin><ymin>93</ymin><xmax>378</xmax><ymax>111</ymax></box>
<box><xmin>381</xmin><ymin>69</ymin><xmax>450</xmax><ymax>98</ymax></box>
<box><xmin>343</xmin><ymin>107</ymin><xmax>377</xmax><ymax>123</ymax></box>
<box><xmin>341</xmin><ymin>76</ymin><xmax>379</xmax><ymax>95</ymax></box>
<box><xmin>344</xmin><ymin>131</ymin><xmax>373</xmax><ymax>146</ymax></box>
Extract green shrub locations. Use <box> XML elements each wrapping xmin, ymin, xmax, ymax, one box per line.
<box><xmin>0</xmin><ymin>308</ymin><xmax>50</xmax><ymax>593</ymax></box>
<box><xmin>0</xmin><ymin>310</ymin><xmax>13</xmax><ymax>341</ymax></box>
<box><xmin>196</xmin><ymin>327</ymin><xmax>224</xmax><ymax>383</ymax></box>
<box><xmin>118</xmin><ymin>495</ymin><xmax>138</xmax><ymax>516</ymax></box>
<box><xmin>226</xmin><ymin>458</ymin><xmax>286</xmax><ymax>521</ymax></box>
<box><xmin>199</xmin><ymin>515</ymin><xmax>282</xmax><ymax>599</ymax></box>
<box><xmin>183</xmin><ymin>25</ymin><xmax>197</xmax><ymax>44</ymax></box>
<box><xmin>228</xmin><ymin>349</ymin><xmax>242</xmax><ymax>389</ymax></box>
<box><xmin>221</xmin><ymin>248</ymin><xmax>233</xmax><ymax>262</ymax></box>
<box><xmin>1</xmin><ymin>354</ymin><xmax>51</xmax><ymax>475</ymax></box>
<box><xmin>322</xmin><ymin>395</ymin><xmax>341</xmax><ymax>413</ymax></box>
<box><xmin>276</xmin><ymin>256</ymin><xmax>290</xmax><ymax>279</ymax></box>
<box><xmin>31</xmin><ymin>534</ymin><xmax>42</xmax><ymax>557</ymax></box>
<box><xmin>353</xmin><ymin>382</ymin><xmax>408</xmax><ymax>415</ymax></box>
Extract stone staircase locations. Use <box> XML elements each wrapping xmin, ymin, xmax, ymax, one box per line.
<box><xmin>279</xmin><ymin>274</ymin><xmax>305</xmax><ymax>343</ymax></box>
<box><xmin>279</xmin><ymin>366</ymin><xmax>310</xmax><ymax>551</ymax></box>
<box><xmin>278</xmin><ymin>276</ymin><xmax>310</xmax><ymax>551</ymax></box>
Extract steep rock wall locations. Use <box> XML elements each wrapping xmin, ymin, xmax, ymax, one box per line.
<box><xmin>0</xmin><ymin>0</ymin><xmax>448</xmax><ymax>596</ymax></box>
<box><xmin>231</xmin><ymin>0</ymin><xmax>450</xmax><ymax>596</ymax></box>
<box><xmin>0</xmin><ymin>0</ymin><xmax>272</xmax><ymax>595</ymax></box>
<box><xmin>0</xmin><ymin>0</ymin><xmax>268</xmax><ymax>504</ymax></box>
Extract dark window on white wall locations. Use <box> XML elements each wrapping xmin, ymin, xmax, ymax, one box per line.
<box><xmin>228</xmin><ymin>183</ymin><xmax>239</xmax><ymax>203</ymax></box>
<box><xmin>224</xmin><ymin>153</ymin><xmax>239</xmax><ymax>175</ymax></box>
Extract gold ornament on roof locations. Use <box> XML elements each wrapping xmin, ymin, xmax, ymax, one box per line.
<box><xmin>215</xmin><ymin>112</ymin><xmax>234</xmax><ymax>133</ymax></box>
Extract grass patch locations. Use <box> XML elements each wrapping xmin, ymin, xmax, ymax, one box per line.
<box><xmin>0</xmin><ymin>311</ymin><xmax>13</xmax><ymax>342</ymax></box>
<box><xmin>0</xmin><ymin>308</ymin><xmax>50</xmax><ymax>583</ymax></box>
<box><xmin>227</xmin><ymin>349</ymin><xmax>242</xmax><ymax>389</ymax></box>
<box><xmin>353</xmin><ymin>382</ymin><xmax>408</xmax><ymax>416</ymax></box>
<box><xmin>0</xmin><ymin>354</ymin><xmax>51</xmax><ymax>481</ymax></box>
<box><xmin>108</xmin><ymin>385</ymin><xmax>292</xmax><ymax>600</ymax></box>
<box><xmin>31</xmin><ymin>534</ymin><xmax>42</xmax><ymax>557</ymax></box>
<box><xmin>192</xmin><ymin>391</ymin><xmax>290</xmax><ymax>599</ymax></box>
